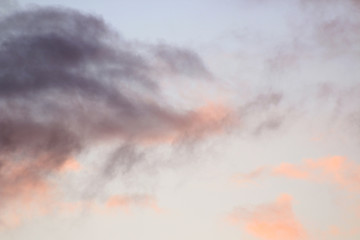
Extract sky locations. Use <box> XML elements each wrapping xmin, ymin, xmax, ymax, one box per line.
<box><xmin>0</xmin><ymin>0</ymin><xmax>359</xmax><ymax>239</ymax></box>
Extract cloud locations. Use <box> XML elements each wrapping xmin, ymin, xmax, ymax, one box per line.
<box><xmin>0</xmin><ymin>189</ymin><xmax>161</xmax><ymax>229</ymax></box>
<box><xmin>59</xmin><ymin>157</ymin><xmax>81</xmax><ymax>172</ymax></box>
<box><xmin>0</xmin><ymin>154</ymin><xmax>55</xmax><ymax>207</ymax></box>
<box><xmin>258</xmin><ymin>0</ymin><xmax>360</xmax><ymax>77</ymax></box>
<box><xmin>2</xmin><ymin>0</ymin><xmax>358</xmax><ymax>232</ymax></box>
<box><xmin>273</xmin><ymin>156</ymin><xmax>360</xmax><ymax>191</ymax></box>
<box><xmin>233</xmin><ymin>156</ymin><xmax>360</xmax><ymax>192</ymax></box>
<box><xmin>2</xmin><ymin>7</ymin><xmax>302</xmax><ymax>225</ymax></box>
<box><xmin>0</xmin><ymin>6</ymin><xmax>231</xmax><ymax>223</ymax></box>
<box><xmin>273</xmin><ymin>163</ymin><xmax>309</xmax><ymax>179</ymax></box>
<box><xmin>228</xmin><ymin>194</ymin><xmax>308</xmax><ymax>240</ymax></box>
<box><xmin>152</xmin><ymin>43</ymin><xmax>212</xmax><ymax>79</ymax></box>
<box><xmin>0</xmin><ymin>159</ymin><xmax>53</xmax><ymax>229</ymax></box>
<box><xmin>236</xmin><ymin>92</ymin><xmax>291</xmax><ymax>136</ymax></box>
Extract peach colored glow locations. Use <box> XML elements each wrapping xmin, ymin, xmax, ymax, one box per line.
<box><xmin>273</xmin><ymin>163</ymin><xmax>309</xmax><ymax>179</ymax></box>
<box><xmin>106</xmin><ymin>195</ymin><xmax>131</xmax><ymax>212</ymax></box>
<box><xmin>59</xmin><ymin>157</ymin><xmax>82</xmax><ymax>172</ymax></box>
<box><xmin>228</xmin><ymin>194</ymin><xmax>308</xmax><ymax>240</ymax></box>
<box><xmin>177</xmin><ymin>101</ymin><xmax>233</xmax><ymax>139</ymax></box>
<box><xmin>275</xmin><ymin>156</ymin><xmax>360</xmax><ymax>191</ymax></box>
<box><xmin>139</xmin><ymin>101</ymin><xmax>233</xmax><ymax>145</ymax></box>
<box><xmin>0</xmin><ymin>180</ymin><xmax>52</xmax><ymax>230</ymax></box>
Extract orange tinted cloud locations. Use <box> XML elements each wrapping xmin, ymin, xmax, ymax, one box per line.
<box><xmin>232</xmin><ymin>156</ymin><xmax>360</xmax><ymax>192</ymax></box>
<box><xmin>0</xmin><ymin>154</ymin><xmax>82</xmax><ymax>210</ymax></box>
<box><xmin>0</xmin><ymin>170</ymin><xmax>53</xmax><ymax>230</ymax></box>
<box><xmin>273</xmin><ymin>156</ymin><xmax>360</xmax><ymax>191</ymax></box>
<box><xmin>106</xmin><ymin>195</ymin><xmax>132</xmax><ymax>212</ymax></box>
<box><xmin>0</xmin><ymin>157</ymin><xmax>52</xmax><ymax>205</ymax></box>
<box><xmin>273</xmin><ymin>163</ymin><xmax>309</xmax><ymax>179</ymax></box>
<box><xmin>58</xmin><ymin>157</ymin><xmax>82</xmax><ymax>172</ymax></box>
<box><xmin>0</xmin><ymin>149</ymin><xmax>163</xmax><ymax>230</ymax></box>
<box><xmin>0</xmin><ymin>155</ymin><xmax>84</xmax><ymax>229</ymax></box>
<box><xmin>228</xmin><ymin>194</ymin><xmax>308</xmax><ymax>240</ymax></box>
<box><xmin>175</xmin><ymin>101</ymin><xmax>233</xmax><ymax>139</ymax></box>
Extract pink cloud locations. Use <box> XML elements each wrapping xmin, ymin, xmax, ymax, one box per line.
<box><xmin>228</xmin><ymin>194</ymin><xmax>308</xmax><ymax>240</ymax></box>
<box><xmin>232</xmin><ymin>156</ymin><xmax>360</xmax><ymax>192</ymax></box>
<box><xmin>273</xmin><ymin>163</ymin><xmax>309</xmax><ymax>179</ymax></box>
<box><xmin>274</xmin><ymin>156</ymin><xmax>360</xmax><ymax>191</ymax></box>
<box><xmin>58</xmin><ymin>157</ymin><xmax>82</xmax><ymax>172</ymax></box>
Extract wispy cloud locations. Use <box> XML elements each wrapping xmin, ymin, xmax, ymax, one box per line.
<box><xmin>233</xmin><ymin>156</ymin><xmax>360</xmax><ymax>192</ymax></box>
<box><xmin>0</xmin><ymin>187</ymin><xmax>161</xmax><ymax>230</ymax></box>
<box><xmin>274</xmin><ymin>156</ymin><xmax>360</xmax><ymax>191</ymax></box>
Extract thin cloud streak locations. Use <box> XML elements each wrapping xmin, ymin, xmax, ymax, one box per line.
<box><xmin>273</xmin><ymin>156</ymin><xmax>360</xmax><ymax>191</ymax></box>
<box><xmin>233</xmin><ymin>156</ymin><xmax>360</xmax><ymax>192</ymax></box>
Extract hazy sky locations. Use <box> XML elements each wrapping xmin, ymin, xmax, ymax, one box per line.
<box><xmin>0</xmin><ymin>0</ymin><xmax>359</xmax><ymax>239</ymax></box>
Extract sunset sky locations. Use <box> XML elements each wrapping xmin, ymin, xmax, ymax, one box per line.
<box><xmin>0</xmin><ymin>0</ymin><xmax>359</xmax><ymax>239</ymax></box>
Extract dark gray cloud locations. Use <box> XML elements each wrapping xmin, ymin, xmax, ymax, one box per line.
<box><xmin>102</xmin><ymin>144</ymin><xmax>144</xmax><ymax>178</ymax></box>
<box><xmin>152</xmin><ymin>43</ymin><xmax>212</xmax><ymax>78</ymax></box>
<box><xmin>0</xmin><ymin>7</ymin><xmax>218</xmax><ymax>207</ymax></box>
